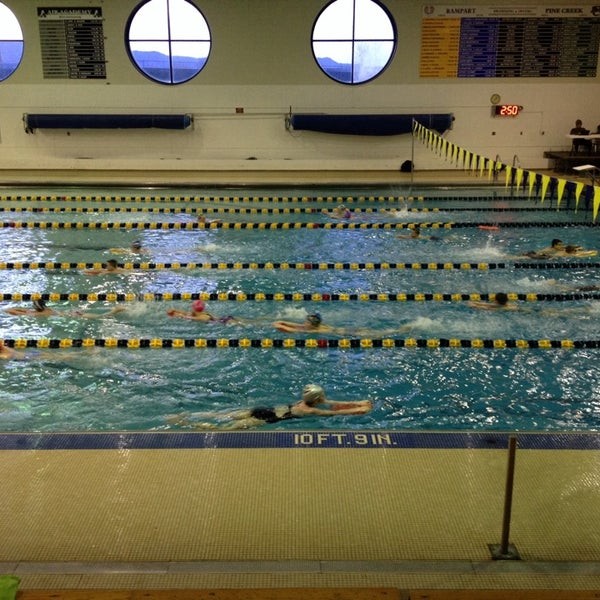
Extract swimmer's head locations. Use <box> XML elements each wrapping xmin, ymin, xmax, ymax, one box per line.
<box><xmin>551</xmin><ymin>239</ymin><xmax>564</xmax><ymax>249</ymax></box>
<box><xmin>302</xmin><ymin>384</ymin><xmax>326</xmax><ymax>406</ymax></box>
<box><xmin>494</xmin><ymin>292</ymin><xmax>509</xmax><ymax>306</ymax></box>
<box><xmin>191</xmin><ymin>299</ymin><xmax>206</xmax><ymax>313</ymax></box>
<box><xmin>32</xmin><ymin>299</ymin><xmax>47</xmax><ymax>312</ymax></box>
<box><xmin>106</xmin><ymin>259</ymin><xmax>118</xmax><ymax>269</ymax></box>
<box><xmin>131</xmin><ymin>240</ymin><xmax>142</xmax><ymax>250</ymax></box>
<box><xmin>306</xmin><ymin>313</ymin><xmax>322</xmax><ymax>327</ymax></box>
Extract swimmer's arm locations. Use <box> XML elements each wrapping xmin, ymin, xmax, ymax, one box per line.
<box><xmin>76</xmin><ymin>306</ymin><xmax>126</xmax><ymax>319</ymax></box>
<box><xmin>167</xmin><ymin>310</ymin><xmax>192</xmax><ymax>319</ymax></box>
<box><xmin>466</xmin><ymin>301</ymin><xmax>494</xmax><ymax>310</ymax></box>
<box><xmin>305</xmin><ymin>404</ymin><xmax>372</xmax><ymax>416</ymax></box>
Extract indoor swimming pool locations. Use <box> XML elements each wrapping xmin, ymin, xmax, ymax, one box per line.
<box><xmin>1</xmin><ymin>185</ymin><xmax>599</xmax><ymax>433</ymax></box>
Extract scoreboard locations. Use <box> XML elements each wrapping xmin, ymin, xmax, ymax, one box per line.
<box><xmin>420</xmin><ymin>5</ymin><xmax>600</xmax><ymax>78</ymax></box>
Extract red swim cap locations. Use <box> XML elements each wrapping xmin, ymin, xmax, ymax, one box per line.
<box><xmin>192</xmin><ymin>299</ymin><xmax>205</xmax><ymax>313</ymax></box>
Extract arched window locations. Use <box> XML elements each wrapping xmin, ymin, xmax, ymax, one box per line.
<box><xmin>312</xmin><ymin>0</ymin><xmax>396</xmax><ymax>85</ymax></box>
<box><xmin>126</xmin><ymin>0</ymin><xmax>211</xmax><ymax>84</ymax></box>
<box><xmin>0</xmin><ymin>2</ymin><xmax>24</xmax><ymax>82</ymax></box>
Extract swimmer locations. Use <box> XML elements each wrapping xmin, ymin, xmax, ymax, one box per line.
<box><xmin>467</xmin><ymin>293</ymin><xmax>518</xmax><ymax>311</ymax></box>
<box><xmin>273</xmin><ymin>313</ymin><xmax>341</xmax><ymax>334</ymax></box>
<box><xmin>166</xmin><ymin>299</ymin><xmax>240</xmax><ymax>324</ymax></box>
<box><xmin>273</xmin><ymin>312</ymin><xmax>415</xmax><ymax>337</ymax></box>
<box><xmin>5</xmin><ymin>299</ymin><xmax>126</xmax><ymax>319</ymax></box>
<box><xmin>109</xmin><ymin>240</ymin><xmax>147</xmax><ymax>254</ymax></box>
<box><xmin>322</xmin><ymin>205</ymin><xmax>352</xmax><ymax>219</ymax></box>
<box><xmin>521</xmin><ymin>239</ymin><xmax>566</xmax><ymax>258</ymax></box>
<box><xmin>515</xmin><ymin>240</ymin><xmax>596</xmax><ymax>260</ymax></box>
<box><xmin>555</xmin><ymin>245</ymin><xmax>597</xmax><ymax>258</ymax></box>
<box><xmin>83</xmin><ymin>259</ymin><xmax>127</xmax><ymax>275</ymax></box>
<box><xmin>198</xmin><ymin>214</ymin><xmax>223</xmax><ymax>225</ymax></box>
<box><xmin>396</xmin><ymin>224</ymin><xmax>440</xmax><ymax>240</ymax></box>
<box><xmin>0</xmin><ymin>340</ymin><xmax>23</xmax><ymax>360</ymax></box>
<box><xmin>167</xmin><ymin>383</ymin><xmax>373</xmax><ymax>430</ymax></box>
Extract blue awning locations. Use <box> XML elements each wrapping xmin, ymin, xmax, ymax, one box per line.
<box><xmin>288</xmin><ymin>113</ymin><xmax>453</xmax><ymax>136</ymax></box>
<box><xmin>23</xmin><ymin>114</ymin><xmax>193</xmax><ymax>131</ymax></box>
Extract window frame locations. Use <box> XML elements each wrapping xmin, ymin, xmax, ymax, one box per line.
<box><xmin>125</xmin><ymin>0</ymin><xmax>212</xmax><ymax>86</ymax></box>
<box><xmin>0</xmin><ymin>1</ymin><xmax>24</xmax><ymax>83</ymax></box>
<box><xmin>311</xmin><ymin>0</ymin><xmax>397</xmax><ymax>85</ymax></box>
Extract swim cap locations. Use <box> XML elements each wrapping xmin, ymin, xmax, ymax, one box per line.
<box><xmin>302</xmin><ymin>384</ymin><xmax>326</xmax><ymax>404</ymax></box>
<box><xmin>32</xmin><ymin>299</ymin><xmax>46</xmax><ymax>312</ymax></box>
<box><xmin>131</xmin><ymin>240</ymin><xmax>142</xmax><ymax>249</ymax></box>
<box><xmin>307</xmin><ymin>313</ymin><xmax>322</xmax><ymax>326</ymax></box>
<box><xmin>192</xmin><ymin>299</ymin><xmax>205</xmax><ymax>313</ymax></box>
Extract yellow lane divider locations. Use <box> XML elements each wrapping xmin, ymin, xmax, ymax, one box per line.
<box><xmin>1</xmin><ymin>291</ymin><xmax>598</xmax><ymax>303</ymax></box>
<box><xmin>1</xmin><ymin>337</ymin><xmax>594</xmax><ymax>349</ymax></box>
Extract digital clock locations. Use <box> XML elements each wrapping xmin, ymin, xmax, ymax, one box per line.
<box><xmin>493</xmin><ymin>104</ymin><xmax>523</xmax><ymax>117</ymax></box>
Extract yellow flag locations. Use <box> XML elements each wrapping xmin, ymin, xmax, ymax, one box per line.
<box><xmin>556</xmin><ymin>179</ymin><xmax>566</xmax><ymax>209</ymax></box>
<box><xmin>575</xmin><ymin>182</ymin><xmax>584</xmax><ymax>212</ymax></box>
<box><xmin>540</xmin><ymin>175</ymin><xmax>550</xmax><ymax>202</ymax></box>
<box><xmin>515</xmin><ymin>168</ymin><xmax>524</xmax><ymax>190</ymax></box>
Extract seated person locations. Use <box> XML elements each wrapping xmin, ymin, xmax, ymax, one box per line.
<box><xmin>167</xmin><ymin>299</ymin><xmax>238</xmax><ymax>324</ymax></box>
<box><xmin>166</xmin><ymin>383</ymin><xmax>372</xmax><ymax>429</ymax></box>
<box><xmin>570</xmin><ymin>119</ymin><xmax>592</xmax><ymax>154</ymax></box>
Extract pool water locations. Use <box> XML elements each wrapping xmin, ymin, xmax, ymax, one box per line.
<box><xmin>0</xmin><ymin>186</ymin><xmax>599</xmax><ymax>433</ymax></box>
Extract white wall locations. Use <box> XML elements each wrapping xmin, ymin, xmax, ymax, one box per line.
<box><xmin>0</xmin><ymin>0</ymin><xmax>599</xmax><ymax>172</ymax></box>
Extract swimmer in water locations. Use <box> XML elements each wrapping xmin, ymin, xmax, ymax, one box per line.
<box><xmin>166</xmin><ymin>383</ymin><xmax>373</xmax><ymax>430</ymax></box>
<box><xmin>273</xmin><ymin>312</ymin><xmax>418</xmax><ymax>336</ymax></box>
<box><xmin>273</xmin><ymin>312</ymin><xmax>340</xmax><ymax>333</ymax></box>
<box><xmin>83</xmin><ymin>259</ymin><xmax>128</xmax><ymax>275</ymax></box>
<box><xmin>467</xmin><ymin>292</ymin><xmax>518</xmax><ymax>311</ymax></box>
<box><xmin>517</xmin><ymin>239</ymin><xmax>566</xmax><ymax>259</ymax></box>
<box><xmin>396</xmin><ymin>224</ymin><xmax>440</xmax><ymax>240</ymax></box>
<box><xmin>109</xmin><ymin>240</ymin><xmax>147</xmax><ymax>254</ymax></box>
<box><xmin>322</xmin><ymin>205</ymin><xmax>352</xmax><ymax>219</ymax></box>
<box><xmin>166</xmin><ymin>299</ymin><xmax>240</xmax><ymax>324</ymax></box>
<box><xmin>5</xmin><ymin>299</ymin><xmax>126</xmax><ymax>319</ymax></box>
<box><xmin>197</xmin><ymin>214</ymin><xmax>223</xmax><ymax>225</ymax></box>
<box><xmin>0</xmin><ymin>339</ymin><xmax>22</xmax><ymax>360</ymax></box>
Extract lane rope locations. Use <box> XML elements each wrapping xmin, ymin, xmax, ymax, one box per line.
<box><xmin>0</xmin><ymin>194</ymin><xmax>575</xmax><ymax>204</ymax></box>
<box><xmin>1</xmin><ymin>261</ymin><xmax>599</xmax><ymax>271</ymax></box>
<box><xmin>0</xmin><ymin>261</ymin><xmax>501</xmax><ymax>271</ymax></box>
<box><xmin>0</xmin><ymin>206</ymin><xmax>572</xmax><ymax>214</ymax></box>
<box><xmin>3</xmin><ymin>337</ymin><xmax>599</xmax><ymax>349</ymax></box>
<box><xmin>1</xmin><ymin>291</ymin><xmax>599</xmax><ymax>303</ymax></box>
<box><xmin>1</xmin><ymin>194</ymin><xmax>425</xmax><ymax>204</ymax></box>
<box><xmin>1</xmin><ymin>221</ymin><xmax>598</xmax><ymax>230</ymax></box>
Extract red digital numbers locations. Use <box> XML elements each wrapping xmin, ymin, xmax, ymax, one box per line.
<box><xmin>495</xmin><ymin>104</ymin><xmax>522</xmax><ymax>117</ymax></box>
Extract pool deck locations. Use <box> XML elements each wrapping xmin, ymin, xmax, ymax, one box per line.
<box><xmin>1</xmin><ymin>431</ymin><xmax>600</xmax><ymax>594</ymax></box>
<box><xmin>0</xmin><ymin>167</ymin><xmax>562</xmax><ymax>188</ymax></box>
<box><xmin>1</xmin><ymin>169</ymin><xmax>600</xmax><ymax>596</ymax></box>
